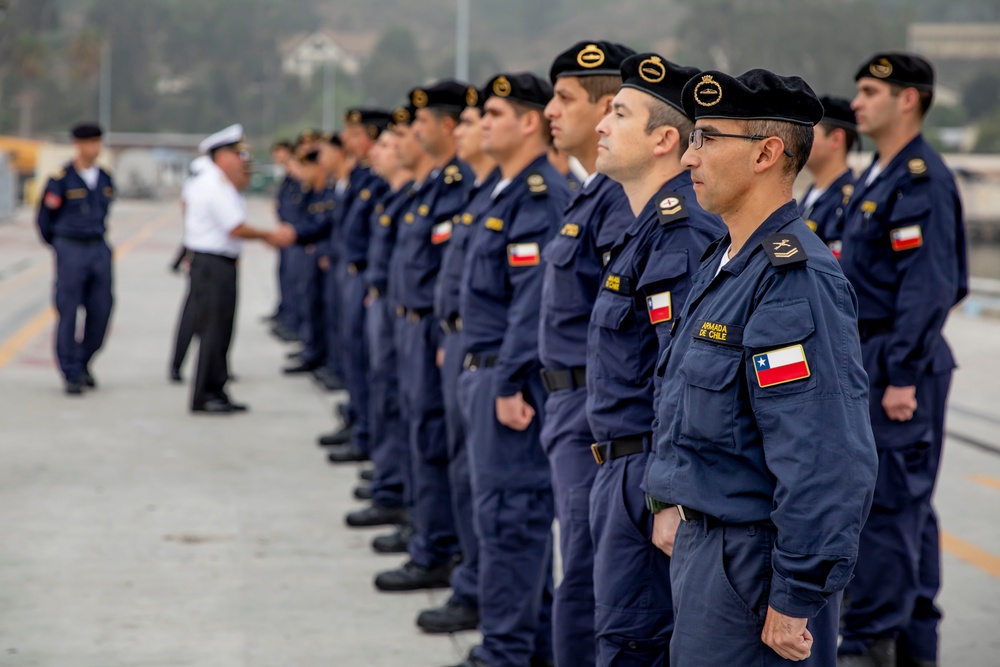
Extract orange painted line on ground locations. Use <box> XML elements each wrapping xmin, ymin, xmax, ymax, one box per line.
<box><xmin>942</xmin><ymin>532</ymin><xmax>1000</xmax><ymax>581</ymax></box>
<box><xmin>968</xmin><ymin>474</ymin><xmax>1000</xmax><ymax>493</ymax></box>
<box><xmin>0</xmin><ymin>208</ymin><xmax>175</xmax><ymax>370</ymax></box>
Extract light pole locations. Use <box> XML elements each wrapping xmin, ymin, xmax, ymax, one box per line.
<box><xmin>99</xmin><ymin>40</ymin><xmax>112</xmax><ymax>132</ymax></box>
<box><xmin>321</xmin><ymin>57</ymin><xmax>337</xmax><ymax>132</ymax></box>
<box><xmin>456</xmin><ymin>0</ymin><xmax>470</xmax><ymax>81</ymax></box>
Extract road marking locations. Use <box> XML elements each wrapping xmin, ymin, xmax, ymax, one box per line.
<box><xmin>942</xmin><ymin>532</ymin><xmax>1000</xmax><ymax>580</ymax></box>
<box><xmin>968</xmin><ymin>474</ymin><xmax>1000</xmax><ymax>493</ymax></box>
<box><xmin>0</xmin><ymin>208</ymin><xmax>175</xmax><ymax>370</ymax></box>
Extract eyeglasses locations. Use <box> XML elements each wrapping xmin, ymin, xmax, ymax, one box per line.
<box><xmin>688</xmin><ymin>128</ymin><xmax>794</xmax><ymax>158</ymax></box>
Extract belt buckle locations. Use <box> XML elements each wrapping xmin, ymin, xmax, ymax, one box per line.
<box><xmin>590</xmin><ymin>443</ymin><xmax>604</xmax><ymax>465</ymax></box>
<box><xmin>464</xmin><ymin>353</ymin><xmax>477</xmax><ymax>371</ymax></box>
<box><xmin>677</xmin><ymin>505</ymin><xmax>689</xmax><ymax>522</ymax></box>
<box><xmin>455</xmin><ymin>317</ymin><xmax>462</xmax><ymax>332</ymax></box>
<box><xmin>348</xmin><ymin>264</ymin><xmax>358</xmax><ymax>276</ymax></box>
<box><xmin>396</xmin><ymin>305</ymin><xmax>405</xmax><ymax>318</ymax></box>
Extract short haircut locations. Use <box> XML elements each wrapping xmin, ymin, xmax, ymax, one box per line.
<box><xmin>744</xmin><ymin>119</ymin><xmax>813</xmax><ymax>177</ymax></box>
<box><xmin>509</xmin><ymin>99</ymin><xmax>553</xmax><ymax>145</ymax></box>
<box><xmin>888</xmin><ymin>83</ymin><xmax>934</xmax><ymax>117</ymax></box>
<box><xmin>426</xmin><ymin>107</ymin><xmax>462</xmax><ymax>125</ymax></box>
<box><xmin>818</xmin><ymin>122</ymin><xmax>859</xmax><ymax>154</ymax></box>
<box><xmin>575</xmin><ymin>75</ymin><xmax>622</xmax><ymax>104</ymax></box>
<box><xmin>644</xmin><ymin>98</ymin><xmax>694</xmax><ymax>154</ymax></box>
<box><xmin>271</xmin><ymin>140</ymin><xmax>293</xmax><ymax>151</ymax></box>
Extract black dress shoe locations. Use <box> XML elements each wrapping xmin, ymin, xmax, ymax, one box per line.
<box><xmin>417</xmin><ymin>597</ymin><xmax>479</xmax><ymax>633</ymax></box>
<box><xmin>169</xmin><ymin>368</ymin><xmax>183</xmax><ymax>383</ymax></box>
<box><xmin>353</xmin><ymin>484</ymin><xmax>373</xmax><ymax>500</ymax></box>
<box><xmin>313</xmin><ymin>368</ymin><xmax>347</xmax><ymax>391</ymax></box>
<box><xmin>372</xmin><ymin>523</ymin><xmax>415</xmax><ymax>553</ymax></box>
<box><xmin>345</xmin><ymin>504</ymin><xmax>407</xmax><ymax>528</ymax></box>
<box><xmin>442</xmin><ymin>648</ymin><xmax>491</xmax><ymax>667</ymax></box>
<box><xmin>530</xmin><ymin>658</ymin><xmax>555</xmax><ymax>667</ymax></box>
<box><xmin>65</xmin><ymin>380</ymin><xmax>84</xmax><ymax>395</ymax></box>
<box><xmin>82</xmin><ymin>369</ymin><xmax>96</xmax><ymax>388</ymax></box>
<box><xmin>359</xmin><ymin>468</ymin><xmax>375</xmax><ymax>481</ymax></box>
<box><xmin>286</xmin><ymin>349</ymin><xmax>303</xmax><ymax>360</ymax></box>
<box><xmin>327</xmin><ymin>443</ymin><xmax>369</xmax><ymax>463</ymax></box>
<box><xmin>374</xmin><ymin>560</ymin><xmax>453</xmax><ymax>592</ymax></box>
<box><xmin>192</xmin><ymin>398</ymin><xmax>249</xmax><ymax>414</ymax></box>
<box><xmin>318</xmin><ymin>424</ymin><xmax>354</xmax><ymax>447</ymax></box>
<box><xmin>283</xmin><ymin>361</ymin><xmax>319</xmax><ymax>374</ymax></box>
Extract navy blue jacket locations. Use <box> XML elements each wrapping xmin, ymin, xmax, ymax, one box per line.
<box><xmin>366</xmin><ymin>182</ymin><xmax>415</xmax><ymax>295</ymax></box>
<box><xmin>295</xmin><ymin>183</ymin><xmax>340</xmax><ymax>248</ymax></box>
<box><xmin>337</xmin><ymin>164</ymin><xmax>388</xmax><ymax>268</ymax></box>
<box><xmin>37</xmin><ymin>163</ymin><xmax>115</xmax><ymax>243</ymax></box>
<box><xmin>393</xmin><ymin>156</ymin><xmax>474</xmax><ymax>312</ymax></box>
<box><xmin>434</xmin><ymin>168</ymin><xmax>501</xmax><ymax>322</ymax></box>
<box><xmin>459</xmin><ymin>154</ymin><xmax>571</xmax><ymax>398</ymax></box>
<box><xmin>646</xmin><ymin>201</ymin><xmax>878</xmax><ymax>619</ymax></box>
<box><xmin>798</xmin><ymin>169</ymin><xmax>855</xmax><ymax>258</ymax></box>
<box><xmin>586</xmin><ymin>172</ymin><xmax>724</xmax><ymax>442</ymax></box>
<box><xmin>388</xmin><ymin>176</ymin><xmax>439</xmax><ymax>304</ymax></box>
<box><xmin>539</xmin><ymin>174</ymin><xmax>633</xmax><ymax>371</ymax></box>
<box><xmin>840</xmin><ymin>134</ymin><xmax>967</xmax><ymax>389</ymax></box>
<box><xmin>275</xmin><ymin>175</ymin><xmax>300</xmax><ymax>225</ymax></box>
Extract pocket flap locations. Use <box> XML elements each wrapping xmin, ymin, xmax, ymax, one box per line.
<box><xmin>542</xmin><ymin>235</ymin><xmax>580</xmax><ymax>268</ymax></box>
<box><xmin>591</xmin><ymin>293</ymin><xmax>632</xmax><ymax>331</ymax></box>
<box><xmin>638</xmin><ymin>252</ymin><xmax>688</xmax><ymax>293</ymax></box>
<box><xmin>680</xmin><ymin>343</ymin><xmax>742</xmax><ymax>390</ymax></box>
<box><xmin>744</xmin><ymin>300</ymin><xmax>815</xmax><ymax>348</ymax></box>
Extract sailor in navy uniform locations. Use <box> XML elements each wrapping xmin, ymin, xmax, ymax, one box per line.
<box><xmin>644</xmin><ymin>69</ymin><xmax>878</xmax><ymax>666</ymax></box>
<box><xmin>37</xmin><ymin>123</ymin><xmax>115</xmax><ymax>395</ymax></box>
<box><xmin>798</xmin><ymin>95</ymin><xmax>859</xmax><ymax>259</ymax></box>
<box><xmin>838</xmin><ymin>53</ymin><xmax>968</xmax><ymax>667</ymax></box>
<box><xmin>537</xmin><ymin>40</ymin><xmax>636</xmax><ymax>667</ymax></box>
<box><xmin>585</xmin><ymin>53</ymin><xmax>724</xmax><ymax>666</ymax></box>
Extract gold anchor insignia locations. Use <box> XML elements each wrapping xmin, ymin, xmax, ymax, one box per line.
<box><xmin>412</xmin><ymin>89</ymin><xmax>429</xmax><ymax>108</ymax></box>
<box><xmin>693</xmin><ymin>75</ymin><xmax>722</xmax><ymax>107</ymax></box>
<box><xmin>870</xmin><ymin>58</ymin><xmax>893</xmax><ymax>78</ymax></box>
<box><xmin>393</xmin><ymin>108</ymin><xmax>410</xmax><ymax>125</ymax></box>
<box><xmin>466</xmin><ymin>87</ymin><xmax>479</xmax><ymax>106</ymax></box>
<box><xmin>493</xmin><ymin>76</ymin><xmax>512</xmax><ymax>97</ymax></box>
<box><xmin>577</xmin><ymin>44</ymin><xmax>606</xmax><ymax>69</ymax></box>
<box><xmin>639</xmin><ymin>56</ymin><xmax>666</xmax><ymax>83</ymax></box>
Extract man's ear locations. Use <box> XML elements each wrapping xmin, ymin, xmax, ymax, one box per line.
<box><xmin>651</xmin><ymin>125</ymin><xmax>680</xmax><ymax>159</ymax></box>
<box><xmin>754</xmin><ymin>136</ymin><xmax>785</xmax><ymax>174</ymax></box>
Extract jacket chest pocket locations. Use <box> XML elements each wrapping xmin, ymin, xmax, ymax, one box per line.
<box><xmin>589</xmin><ymin>292</ymin><xmax>641</xmax><ymax>381</ymax></box>
<box><xmin>542</xmin><ymin>234</ymin><xmax>591</xmax><ymax>313</ymax></box>
<box><xmin>678</xmin><ymin>342</ymin><xmax>743</xmax><ymax>450</ymax></box>
<box><xmin>467</xmin><ymin>243</ymin><xmax>507</xmax><ymax>299</ymax></box>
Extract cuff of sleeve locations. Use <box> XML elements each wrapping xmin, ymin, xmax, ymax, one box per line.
<box><xmin>886</xmin><ymin>365</ymin><xmax>919</xmax><ymax>387</ymax></box>
<box><xmin>494</xmin><ymin>376</ymin><xmax>521</xmax><ymax>399</ymax></box>
<box><xmin>768</xmin><ymin>571</ymin><xmax>829</xmax><ymax>619</ymax></box>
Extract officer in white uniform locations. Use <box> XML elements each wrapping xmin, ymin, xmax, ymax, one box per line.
<box><xmin>184</xmin><ymin>124</ymin><xmax>288</xmax><ymax>413</ymax></box>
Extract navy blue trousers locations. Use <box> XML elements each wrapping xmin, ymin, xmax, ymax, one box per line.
<box><xmin>366</xmin><ymin>296</ymin><xmax>407</xmax><ymax>509</ymax></box>
<box><xmin>51</xmin><ymin>237</ymin><xmax>113</xmax><ymax>382</ymax></box>
<box><xmin>398</xmin><ymin>315</ymin><xmax>457</xmax><ymax>568</ymax></box>
<box><xmin>338</xmin><ymin>266</ymin><xmax>370</xmax><ymax>454</ymax></box>
<box><xmin>460</xmin><ymin>366</ymin><xmax>555</xmax><ymax>667</ymax></box>
<box><xmin>296</xmin><ymin>248</ymin><xmax>325</xmax><ymax>366</ymax></box>
<box><xmin>541</xmin><ymin>386</ymin><xmax>598</xmax><ymax>667</ymax></box>
<box><xmin>670</xmin><ymin>518</ymin><xmax>840</xmax><ymax>667</ymax></box>
<box><xmin>591</xmin><ymin>450</ymin><xmax>673</xmax><ymax>666</ymax></box>
<box><xmin>321</xmin><ymin>259</ymin><xmax>344</xmax><ymax>380</ymax></box>
<box><xmin>441</xmin><ymin>330</ymin><xmax>479</xmax><ymax>608</ymax></box>
<box><xmin>275</xmin><ymin>246</ymin><xmax>295</xmax><ymax>328</ymax></box>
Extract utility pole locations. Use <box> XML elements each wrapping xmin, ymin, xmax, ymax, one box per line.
<box><xmin>99</xmin><ymin>40</ymin><xmax>111</xmax><ymax>131</ymax></box>
<box><xmin>321</xmin><ymin>58</ymin><xmax>337</xmax><ymax>132</ymax></box>
<box><xmin>456</xmin><ymin>0</ymin><xmax>470</xmax><ymax>81</ymax></box>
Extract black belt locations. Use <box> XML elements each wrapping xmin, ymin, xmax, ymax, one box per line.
<box><xmin>54</xmin><ymin>234</ymin><xmax>104</xmax><ymax>245</ymax></box>
<box><xmin>347</xmin><ymin>260</ymin><xmax>368</xmax><ymax>275</ymax></box>
<box><xmin>590</xmin><ymin>435</ymin><xmax>648</xmax><ymax>465</ymax></box>
<box><xmin>675</xmin><ymin>505</ymin><xmax>714</xmax><ymax>522</ymax></box>
<box><xmin>540</xmin><ymin>366</ymin><xmax>586</xmax><ymax>392</ymax></box>
<box><xmin>396</xmin><ymin>306</ymin><xmax>432</xmax><ymax>323</ymax></box>
<box><xmin>463</xmin><ymin>353</ymin><xmax>498</xmax><ymax>371</ymax></box>
<box><xmin>858</xmin><ymin>319</ymin><xmax>893</xmax><ymax>340</ymax></box>
<box><xmin>440</xmin><ymin>316</ymin><xmax>463</xmax><ymax>335</ymax></box>
<box><xmin>193</xmin><ymin>251</ymin><xmax>238</xmax><ymax>264</ymax></box>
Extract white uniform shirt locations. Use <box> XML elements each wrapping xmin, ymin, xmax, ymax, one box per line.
<box><xmin>183</xmin><ymin>161</ymin><xmax>245</xmax><ymax>258</ymax></box>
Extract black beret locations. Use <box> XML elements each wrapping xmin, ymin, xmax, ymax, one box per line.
<box><xmin>682</xmin><ymin>69</ymin><xmax>823</xmax><ymax>126</ymax></box>
<box><xmin>297</xmin><ymin>128</ymin><xmax>323</xmax><ymax>144</ymax></box>
<box><xmin>410</xmin><ymin>80</ymin><xmax>470</xmax><ymax>112</ymax></box>
<box><xmin>327</xmin><ymin>132</ymin><xmax>343</xmax><ymax>147</ymax></box>
<box><xmin>855</xmin><ymin>52</ymin><xmax>934</xmax><ymax>91</ymax></box>
<box><xmin>390</xmin><ymin>105</ymin><xmax>415</xmax><ymax>128</ymax></box>
<box><xmin>343</xmin><ymin>108</ymin><xmax>393</xmax><ymax>130</ymax></box>
<box><xmin>300</xmin><ymin>149</ymin><xmax>320</xmax><ymax>164</ymax></box>
<box><xmin>549</xmin><ymin>41</ymin><xmax>636</xmax><ymax>83</ymax></box>
<box><xmin>620</xmin><ymin>53</ymin><xmax>700</xmax><ymax>117</ymax></box>
<box><xmin>464</xmin><ymin>85</ymin><xmax>484</xmax><ymax>111</ymax></box>
<box><xmin>71</xmin><ymin>123</ymin><xmax>103</xmax><ymax>139</ymax></box>
<box><xmin>483</xmin><ymin>72</ymin><xmax>553</xmax><ymax>110</ymax></box>
<box><xmin>818</xmin><ymin>95</ymin><xmax>857</xmax><ymax>131</ymax></box>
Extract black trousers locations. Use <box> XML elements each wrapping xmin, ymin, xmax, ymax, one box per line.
<box><xmin>171</xmin><ymin>275</ymin><xmax>196</xmax><ymax>373</ymax></box>
<box><xmin>190</xmin><ymin>252</ymin><xmax>237</xmax><ymax>407</ymax></box>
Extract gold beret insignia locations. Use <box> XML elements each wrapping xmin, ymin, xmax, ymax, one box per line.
<box><xmin>493</xmin><ymin>76</ymin><xmax>512</xmax><ymax>97</ymax></box>
<box><xmin>466</xmin><ymin>87</ymin><xmax>479</xmax><ymax>106</ymax></box>
<box><xmin>870</xmin><ymin>58</ymin><xmax>893</xmax><ymax>78</ymax></box>
<box><xmin>577</xmin><ymin>44</ymin><xmax>606</xmax><ymax>69</ymax></box>
<box><xmin>412</xmin><ymin>89</ymin><xmax>429</xmax><ymax>108</ymax></box>
<box><xmin>393</xmin><ymin>107</ymin><xmax>410</xmax><ymax>125</ymax></box>
<box><xmin>693</xmin><ymin>75</ymin><xmax>722</xmax><ymax>107</ymax></box>
<box><xmin>639</xmin><ymin>56</ymin><xmax>667</xmax><ymax>84</ymax></box>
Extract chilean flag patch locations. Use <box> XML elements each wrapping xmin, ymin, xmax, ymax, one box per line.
<box><xmin>44</xmin><ymin>192</ymin><xmax>62</xmax><ymax>209</ymax></box>
<box><xmin>828</xmin><ymin>240</ymin><xmax>842</xmax><ymax>260</ymax></box>
<box><xmin>752</xmin><ymin>345</ymin><xmax>811</xmax><ymax>388</ymax></box>
<box><xmin>890</xmin><ymin>225</ymin><xmax>922</xmax><ymax>251</ymax></box>
<box><xmin>646</xmin><ymin>291</ymin><xmax>672</xmax><ymax>324</ymax></box>
<box><xmin>507</xmin><ymin>243</ymin><xmax>540</xmax><ymax>267</ymax></box>
<box><xmin>431</xmin><ymin>221</ymin><xmax>452</xmax><ymax>245</ymax></box>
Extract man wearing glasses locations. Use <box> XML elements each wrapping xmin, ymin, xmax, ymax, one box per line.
<box><xmin>184</xmin><ymin>124</ymin><xmax>290</xmax><ymax>413</ymax></box>
<box><xmin>644</xmin><ymin>70</ymin><xmax>877</xmax><ymax>665</ymax></box>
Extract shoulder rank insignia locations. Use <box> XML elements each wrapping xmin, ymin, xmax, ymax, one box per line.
<box><xmin>560</xmin><ymin>223</ymin><xmax>580</xmax><ymax>238</ymax></box>
<box><xmin>404</xmin><ymin>212</ymin><xmax>415</xmax><ymax>224</ymax></box>
<box><xmin>507</xmin><ymin>243</ymin><xmax>540</xmax><ymax>267</ymax></box>
<box><xmin>806</xmin><ymin>219</ymin><xmax>818</xmax><ymax>232</ymax></box>
<box><xmin>657</xmin><ymin>192</ymin><xmax>689</xmax><ymax>225</ymax></box>
<box><xmin>763</xmin><ymin>233</ymin><xmax>808</xmax><ymax>268</ymax></box>
<box><xmin>485</xmin><ymin>217</ymin><xmax>504</xmax><ymax>232</ymax></box>
<box><xmin>431</xmin><ymin>221</ymin><xmax>453</xmax><ymax>244</ymax></box>
<box><xmin>908</xmin><ymin>158</ymin><xmax>928</xmax><ymax>179</ymax></box>
<box><xmin>461</xmin><ymin>212</ymin><xmax>474</xmax><ymax>225</ymax></box>
<box><xmin>526</xmin><ymin>172</ymin><xmax>548</xmax><ymax>197</ymax></box>
<box><xmin>52</xmin><ymin>168</ymin><xmax>66</xmax><ymax>180</ymax></box>
<box><xmin>890</xmin><ymin>225</ymin><xmax>922</xmax><ymax>251</ymax></box>
<box><xmin>443</xmin><ymin>164</ymin><xmax>463</xmax><ymax>185</ymax></box>
<box><xmin>841</xmin><ymin>183</ymin><xmax>854</xmax><ymax>206</ymax></box>
<box><xmin>753</xmin><ymin>344</ymin><xmax>811</xmax><ymax>388</ymax></box>
<box><xmin>379</xmin><ymin>214</ymin><xmax>392</xmax><ymax>227</ymax></box>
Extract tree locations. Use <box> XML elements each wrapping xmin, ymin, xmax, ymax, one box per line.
<box><xmin>361</xmin><ymin>25</ymin><xmax>424</xmax><ymax>107</ymax></box>
<box><xmin>963</xmin><ymin>72</ymin><xmax>1000</xmax><ymax>122</ymax></box>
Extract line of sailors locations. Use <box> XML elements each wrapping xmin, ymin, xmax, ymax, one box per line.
<box><xmin>262</xmin><ymin>43</ymin><xmax>965</xmax><ymax>667</ymax></box>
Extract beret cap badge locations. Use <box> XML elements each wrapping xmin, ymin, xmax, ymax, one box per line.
<box><xmin>639</xmin><ymin>56</ymin><xmax>666</xmax><ymax>84</ymax></box>
<box><xmin>493</xmin><ymin>76</ymin><xmax>512</xmax><ymax>97</ymax></box>
<box><xmin>393</xmin><ymin>107</ymin><xmax>411</xmax><ymax>125</ymax></box>
<box><xmin>412</xmin><ymin>89</ymin><xmax>429</xmax><ymax>108</ymax></box>
<box><xmin>870</xmin><ymin>58</ymin><xmax>893</xmax><ymax>78</ymax></box>
<box><xmin>693</xmin><ymin>75</ymin><xmax>723</xmax><ymax>107</ymax></box>
<box><xmin>466</xmin><ymin>86</ymin><xmax>479</xmax><ymax>106</ymax></box>
<box><xmin>577</xmin><ymin>44</ymin><xmax>606</xmax><ymax>69</ymax></box>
